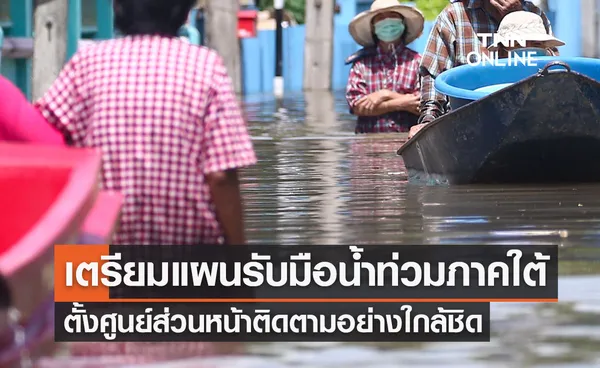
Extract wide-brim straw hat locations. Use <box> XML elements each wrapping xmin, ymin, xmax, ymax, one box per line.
<box><xmin>488</xmin><ymin>11</ymin><xmax>565</xmax><ymax>51</ymax></box>
<box><xmin>348</xmin><ymin>0</ymin><xmax>425</xmax><ymax>47</ymax></box>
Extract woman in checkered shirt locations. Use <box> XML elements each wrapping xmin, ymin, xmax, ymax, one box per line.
<box><xmin>345</xmin><ymin>0</ymin><xmax>425</xmax><ymax>134</ymax></box>
<box><xmin>1</xmin><ymin>0</ymin><xmax>257</xmax><ymax>245</ymax></box>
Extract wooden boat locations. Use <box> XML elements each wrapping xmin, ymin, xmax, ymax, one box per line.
<box><xmin>0</xmin><ymin>143</ymin><xmax>121</xmax><ymax>365</ymax></box>
<box><xmin>397</xmin><ymin>57</ymin><xmax>600</xmax><ymax>184</ymax></box>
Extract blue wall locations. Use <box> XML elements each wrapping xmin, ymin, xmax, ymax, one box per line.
<box><xmin>548</xmin><ymin>0</ymin><xmax>581</xmax><ymax>59</ymax></box>
<box><xmin>0</xmin><ymin>0</ymin><xmax>584</xmax><ymax>96</ymax></box>
<box><xmin>241</xmin><ymin>0</ymin><xmax>582</xmax><ymax>95</ymax></box>
<box><xmin>241</xmin><ymin>19</ymin><xmax>432</xmax><ymax>94</ymax></box>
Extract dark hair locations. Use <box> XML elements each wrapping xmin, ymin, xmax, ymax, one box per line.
<box><xmin>114</xmin><ymin>0</ymin><xmax>196</xmax><ymax>37</ymax></box>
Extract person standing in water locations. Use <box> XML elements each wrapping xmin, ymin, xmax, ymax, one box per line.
<box><xmin>31</xmin><ymin>0</ymin><xmax>257</xmax><ymax>245</ymax></box>
<box><xmin>345</xmin><ymin>0</ymin><xmax>425</xmax><ymax>134</ymax></box>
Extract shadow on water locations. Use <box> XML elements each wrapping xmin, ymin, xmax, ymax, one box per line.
<box><xmin>235</xmin><ymin>91</ymin><xmax>600</xmax><ymax>367</ymax></box>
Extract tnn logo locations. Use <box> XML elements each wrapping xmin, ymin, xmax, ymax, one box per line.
<box><xmin>478</xmin><ymin>33</ymin><xmax>528</xmax><ymax>49</ymax></box>
<box><xmin>467</xmin><ymin>33</ymin><xmax>538</xmax><ymax>67</ymax></box>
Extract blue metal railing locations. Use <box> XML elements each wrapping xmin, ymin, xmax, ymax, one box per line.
<box><xmin>8</xmin><ymin>0</ymin><xmax>32</xmax><ymax>99</ymax></box>
<box><xmin>179</xmin><ymin>25</ymin><xmax>201</xmax><ymax>45</ymax></box>
<box><xmin>0</xmin><ymin>0</ymin><xmax>116</xmax><ymax>96</ymax></box>
<box><xmin>179</xmin><ymin>9</ymin><xmax>202</xmax><ymax>45</ymax></box>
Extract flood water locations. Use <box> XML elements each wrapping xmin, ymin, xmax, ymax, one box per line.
<box><xmin>44</xmin><ymin>91</ymin><xmax>600</xmax><ymax>367</ymax></box>
<box><xmin>238</xmin><ymin>91</ymin><xmax>600</xmax><ymax>368</ymax></box>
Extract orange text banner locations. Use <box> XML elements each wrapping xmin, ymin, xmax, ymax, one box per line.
<box><xmin>54</xmin><ymin>244</ymin><xmax>111</xmax><ymax>302</ymax></box>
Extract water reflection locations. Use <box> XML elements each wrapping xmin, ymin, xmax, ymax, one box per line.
<box><xmin>44</xmin><ymin>91</ymin><xmax>600</xmax><ymax>367</ymax></box>
<box><xmin>238</xmin><ymin>91</ymin><xmax>600</xmax><ymax>367</ymax></box>
<box><xmin>304</xmin><ymin>92</ymin><xmax>345</xmax><ymax>245</ymax></box>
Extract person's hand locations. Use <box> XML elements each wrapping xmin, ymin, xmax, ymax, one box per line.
<box><xmin>488</xmin><ymin>0</ymin><xmax>523</xmax><ymax>18</ymax></box>
<box><xmin>408</xmin><ymin>123</ymin><xmax>428</xmax><ymax>139</ymax></box>
<box><xmin>356</xmin><ymin>90</ymin><xmax>392</xmax><ymax>112</ymax></box>
<box><xmin>398</xmin><ymin>92</ymin><xmax>421</xmax><ymax>115</ymax></box>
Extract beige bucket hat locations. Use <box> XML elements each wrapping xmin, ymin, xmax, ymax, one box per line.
<box><xmin>348</xmin><ymin>0</ymin><xmax>425</xmax><ymax>47</ymax></box>
<box><xmin>488</xmin><ymin>11</ymin><xmax>565</xmax><ymax>51</ymax></box>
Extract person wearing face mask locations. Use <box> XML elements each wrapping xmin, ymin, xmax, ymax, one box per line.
<box><xmin>410</xmin><ymin>0</ymin><xmax>558</xmax><ymax>139</ymax></box>
<box><xmin>345</xmin><ymin>0</ymin><xmax>425</xmax><ymax>134</ymax></box>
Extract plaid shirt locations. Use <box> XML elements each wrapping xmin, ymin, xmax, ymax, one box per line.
<box><xmin>346</xmin><ymin>45</ymin><xmax>421</xmax><ymax>133</ymax></box>
<box><xmin>35</xmin><ymin>35</ymin><xmax>257</xmax><ymax>245</ymax></box>
<box><xmin>419</xmin><ymin>0</ymin><xmax>557</xmax><ymax>123</ymax></box>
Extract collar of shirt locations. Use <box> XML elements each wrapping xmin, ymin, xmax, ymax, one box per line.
<box><xmin>376</xmin><ymin>43</ymin><xmax>405</xmax><ymax>62</ymax></box>
<box><xmin>376</xmin><ymin>43</ymin><xmax>405</xmax><ymax>54</ymax></box>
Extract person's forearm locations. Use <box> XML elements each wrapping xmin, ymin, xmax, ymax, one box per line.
<box><xmin>419</xmin><ymin>100</ymin><xmax>448</xmax><ymax>124</ymax></box>
<box><xmin>418</xmin><ymin>101</ymin><xmax>440</xmax><ymax>123</ymax></box>
<box><xmin>207</xmin><ymin>169</ymin><xmax>246</xmax><ymax>245</ymax></box>
<box><xmin>419</xmin><ymin>75</ymin><xmax>446</xmax><ymax>123</ymax></box>
<box><xmin>353</xmin><ymin>102</ymin><xmax>396</xmax><ymax>116</ymax></box>
<box><xmin>387</xmin><ymin>90</ymin><xmax>410</xmax><ymax>100</ymax></box>
<box><xmin>354</xmin><ymin>96</ymin><xmax>415</xmax><ymax>116</ymax></box>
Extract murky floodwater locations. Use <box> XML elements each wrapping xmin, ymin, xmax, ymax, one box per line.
<box><xmin>236</xmin><ymin>91</ymin><xmax>600</xmax><ymax>368</ymax></box>
<box><xmin>42</xmin><ymin>91</ymin><xmax>600</xmax><ymax>367</ymax></box>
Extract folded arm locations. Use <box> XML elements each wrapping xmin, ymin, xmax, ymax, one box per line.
<box><xmin>346</xmin><ymin>65</ymin><xmax>418</xmax><ymax>116</ymax></box>
<box><xmin>352</xmin><ymin>91</ymin><xmax>413</xmax><ymax>116</ymax></box>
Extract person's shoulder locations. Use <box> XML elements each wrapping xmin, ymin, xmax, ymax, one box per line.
<box><xmin>522</xmin><ymin>1</ymin><xmax>549</xmax><ymax>16</ymax></box>
<box><xmin>76</xmin><ymin>38</ymin><xmax>124</xmax><ymax>55</ymax></box>
<box><xmin>400</xmin><ymin>47</ymin><xmax>422</xmax><ymax>69</ymax></box>
<box><xmin>68</xmin><ymin>39</ymin><xmax>110</xmax><ymax>64</ymax></box>
<box><xmin>69</xmin><ymin>38</ymin><xmax>135</xmax><ymax>66</ymax></box>
<box><xmin>523</xmin><ymin>0</ymin><xmax>543</xmax><ymax>10</ymax></box>
<box><xmin>172</xmin><ymin>43</ymin><xmax>228</xmax><ymax>80</ymax></box>
<box><xmin>187</xmin><ymin>44</ymin><xmax>225</xmax><ymax>65</ymax></box>
<box><xmin>442</xmin><ymin>0</ymin><xmax>467</xmax><ymax>16</ymax></box>
<box><xmin>402</xmin><ymin>46</ymin><xmax>421</xmax><ymax>58</ymax></box>
<box><xmin>183</xmin><ymin>45</ymin><xmax>234</xmax><ymax>90</ymax></box>
<box><xmin>345</xmin><ymin>47</ymin><xmax>377</xmax><ymax>66</ymax></box>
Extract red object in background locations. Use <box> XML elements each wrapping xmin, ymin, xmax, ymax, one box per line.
<box><xmin>238</xmin><ymin>10</ymin><xmax>258</xmax><ymax>38</ymax></box>
<box><xmin>0</xmin><ymin>143</ymin><xmax>101</xmax><ymax>366</ymax></box>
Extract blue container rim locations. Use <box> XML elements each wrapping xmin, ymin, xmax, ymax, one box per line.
<box><xmin>434</xmin><ymin>56</ymin><xmax>596</xmax><ymax>101</ymax></box>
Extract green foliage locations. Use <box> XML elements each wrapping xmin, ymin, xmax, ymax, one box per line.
<box><xmin>398</xmin><ymin>0</ymin><xmax>448</xmax><ymax>21</ymax></box>
<box><xmin>257</xmin><ymin>0</ymin><xmax>307</xmax><ymax>24</ymax></box>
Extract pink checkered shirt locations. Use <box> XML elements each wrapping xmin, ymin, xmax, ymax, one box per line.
<box><xmin>35</xmin><ymin>35</ymin><xmax>257</xmax><ymax>245</ymax></box>
<box><xmin>346</xmin><ymin>45</ymin><xmax>421</xmax><ymax>133</ymax></box>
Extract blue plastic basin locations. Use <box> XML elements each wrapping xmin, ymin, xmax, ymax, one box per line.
<box><xmin>473</xmin><ymin>83</ymin><xmax>513</xmax><ymax>93</ymax></box>
<box><xmin>434</xmin><ymin>57</ymin><xmax>600</xmax><ymax>110</ymax></box>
